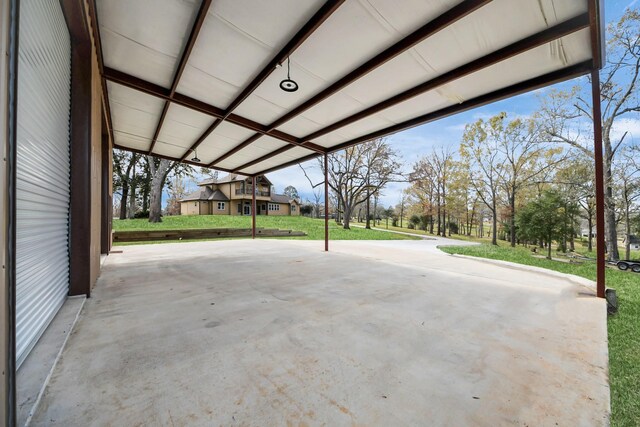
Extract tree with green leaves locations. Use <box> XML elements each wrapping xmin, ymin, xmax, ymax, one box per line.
<box><xmin>283</xmin><ymin>185</ymin><xmax>299</xmax><ymax>200</ymax></box>
<box><xmin>516</xmin><ymin>190</ymin><xmax>573</xmax><ymax>259</ymax></box>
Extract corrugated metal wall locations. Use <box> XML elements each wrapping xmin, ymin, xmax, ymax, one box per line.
<box><xmin>15</xmin><ymin>0</ymin><xmax>71</xmax><ymax>368</ymax></box>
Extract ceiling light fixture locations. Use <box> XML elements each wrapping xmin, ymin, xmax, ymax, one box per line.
<box><xmin>191</xmin><ymin>148</ymin><xmax>201</xmax><ymax>163</ymax></box>
<box><xmin>279</xmin><ymin>57</ymin><xmax>299</xmax><ymax>92</ymax></box>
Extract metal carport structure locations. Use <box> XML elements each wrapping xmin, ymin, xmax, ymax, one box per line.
<box><xmin>2</xmin><ymin>0</ymin><xmax>605</xmax><ymax>425</ymax></box>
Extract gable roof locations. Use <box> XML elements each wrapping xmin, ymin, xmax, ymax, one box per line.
<box><xmin>197</xmin><ymin>173</ymin><xmax>273</xmax><ymax>187</ymax></box>
<box><xmin>270</xmin><ymin>194</ymin><xmax>293</xmax><ymax>204</ymax></box>
<box><xmin>180</xmin><ymin>187</ymin><xmax>229</xmax><ymax>202</ymax></box>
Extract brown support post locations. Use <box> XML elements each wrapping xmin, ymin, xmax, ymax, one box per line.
<box><xmin>100</xmin><ymin>116</ymin><xmax>111</xmax><ymax>255</ymax></box>
<box><xmin>324</xmin><ymin>153</ymin><xmax>329</xmax><ymax>252</ymax></box>
<box><xmin>68</xmin><ymin>41</ymin><xmax>92</xmax><ymax>297</ymax></box>
<box><xmin>3</xmin><ymin>0</ymin><xmax>18</xmax><ymax>423</ymax></box>
<box><xmin>591</xmin><ymin>69</ymin><xmax>606</xmax><ymax>299</ymax></box>
<box><xmin>252</xmin><ymin>176</ymin><xmax>256</xmax><ymax>239</ymax></box>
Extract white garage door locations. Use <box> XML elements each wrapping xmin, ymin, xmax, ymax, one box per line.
<box><xmin>15</xmin><ymin>0</ymin><xmax>71</xmax><ymax>368</ymax></box>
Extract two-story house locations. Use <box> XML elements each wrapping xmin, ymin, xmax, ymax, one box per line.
<box><xmin>179</xmin><ymin>174</ymin><xmax>300</xmax><ymax>216</ymax></box>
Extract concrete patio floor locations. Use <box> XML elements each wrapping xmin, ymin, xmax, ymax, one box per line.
<box><xmin>31</xmin><ymin>238</ymin><xmax>609</xmax><ymax>426</ymax></box>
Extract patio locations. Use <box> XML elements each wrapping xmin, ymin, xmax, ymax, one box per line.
<box><xmin>29</xmin><ymin>239</ymin><xmax>609</xmax><ymax>426</ymax></box>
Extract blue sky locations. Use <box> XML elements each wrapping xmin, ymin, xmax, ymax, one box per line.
<box><xmin>243</xmin><ymin>1</ymin><xmax>635</xmax><ymax>208</ymax></box>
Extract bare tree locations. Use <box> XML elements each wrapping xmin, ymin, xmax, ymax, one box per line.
<box><xmin>538</xmin><ymin>9</ymin><xmax>640</xmax><ymax>260</ymax></box>
<box><xmin>112</xmin><ymin>150</ymin><xmax>139</xmax><ymax>219</ymax></box>
<box><xmin>615</xmin><ymin>145</ymin><xmax>640</xmax><ymax>259</ymax></box>
<box><xmin>322</xmin><ymin>138</ymin><xmax>402</xmax><ymax>230</ymax></box>
<box><xmin>460</xmin><ymin>116</ymin><xmax>503</xmax><ymax>245</ymax></box>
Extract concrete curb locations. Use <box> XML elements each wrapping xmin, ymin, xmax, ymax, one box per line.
<box><xmin>24</xmin><ymin>296</ymin><xmax>86</xmax><ymax>427</ymax></box>
<box><xmin>446</xmin><ymin>252</ymin><xmax>597</xmax><ymax>291</ymax></box>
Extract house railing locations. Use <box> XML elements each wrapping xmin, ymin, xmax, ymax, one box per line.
<box><xmin>235</xmin><ymin>188</ymin><xmax>270</xmax><ymax>197</ymax></box>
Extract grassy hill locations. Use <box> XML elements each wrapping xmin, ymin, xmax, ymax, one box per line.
<box><xmin>113</xmin><ymin>215</ymin><xmax>420</xmax><ymax>241</ymax></box>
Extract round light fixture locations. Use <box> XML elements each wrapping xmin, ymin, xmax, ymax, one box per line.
<box><xmin>279</xmin><ymin>79</ymin><xmax>298</xmax><ymax>92</ymax></box>
<box><xmin>279</xmin><ymin>57</ymin><xmax>298</xmax><ymax>93</ymax></box>
<box><xmin>191</xmin><ymin>148</ymin><xmax>200</xmax><ymax>163</ymax></box>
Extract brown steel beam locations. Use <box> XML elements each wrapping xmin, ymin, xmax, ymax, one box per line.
<box><xmin>233</xmin><ymin>144</ymin><xmax>314</xmax><ymax>173</ymax></box>
<box><xmin>301</xmin><ymin>13</ymin><xmax>590</xmax><ymax>144</ymax></box>
<box><xmin>68</xmin><ymin>43</ymin><xmax>92</xmax><ymax>297</ymax></box>
<box><xmin>269</xmin><ymin>0</ymin><xmax>491</xmax><ymax>131</ymax></box>
<box><xmin>252</xmin><ymin>176</ymin><xmax>256</xmax><ymax>239</ymax></box>
<box><xmin>101</xmin><ymin>117</ymin><xmax>111</xmax><ymax>255</ymax></box>
<box><xmin>591</xmin><ymin>69</ymin><xmax>605</xmax><ymax>299</ymax></box>
<box><xmin>86</xmin><ymin>0</ymin><xmax>115</xmax><ymax>149</ymax></box>
<box><xmin>180</xmin><ymin>0</ymin><xmax>344</xmax><ymax>162</ymax></box>
<box><xmin>251</xmin><ymin>60</ymin><xmax>594</xmax><ymax>177</ymax></box>
<box><xmin>253</xmin><ymin>12</ymin><xmax>590</xmax><ymax>167</ymax></box>
<box><xmin>148</xmin><ymin>0</ymin><xmax>212</xmax><ymax>154</ymax></box>
<box><xmin>327</xmin><ymin>60</ymin><xmax>594</xmax><ymax>153</ymax></box>
<box><xmin>103</xmin><ymin>68</ymin><xmax>325</xmax><ymax>154</ymax></box>
<box><xmin>254</xmin><ymin>151</ymin><xmax>322</xmax><ymax>176</ymax></box>
<box><xmin>324</xmin><ymin>152</ymin><xmax>329</xmax><ymax>252</ymax></box>
<box><xmin>588</xmin><ymin>0</ymin><xmax>606</xmax><ymax>69</ymax></box>
<box><xmin>112</xmin><ymin>143</ymin><xmax>237</xmax><ymax>175</ymax></box>
<box><xmin>225</xmin><ymin>0</ymin><xmax>491</xmax><ymax>166</ymax></box>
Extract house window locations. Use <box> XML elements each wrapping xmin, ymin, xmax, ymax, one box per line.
<box><xmin>237</xmin><ymin>203</ymin><xmax>242</xmax><ymax>214</ymax></box>
<box><xmin>268</xmin><ymin>203</ymin><xmax>281</xmax><ymax>211</ymax></box>
<box><xmin>291</xmin><ymin>205</ymin><xmax>296</xmax><ymax>212</ymax></box>
<box><xmin>217</xmin><ymin>202</ymin><xmax>225</xmax><ymax>210</ymax></box>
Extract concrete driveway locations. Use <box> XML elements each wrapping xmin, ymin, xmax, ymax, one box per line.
<box><xmin>31</xmin><ymin>238</ymin><xmax>609</xmax><ymax>426</ymax></box>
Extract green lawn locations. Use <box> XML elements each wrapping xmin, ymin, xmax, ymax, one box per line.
<box><xmin>112</xmin><ymin>215</ymin><xmax>420</xmax><ymax>242</ymax></box>
<box><xmin>439</xmin><ymin>243</ymin><xmax>640</xmax><ymax>427</ymax></box>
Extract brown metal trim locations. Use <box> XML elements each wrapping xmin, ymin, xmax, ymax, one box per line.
<box><xmin>324</xmin><ymin>152</ymin><xmax>329</xmax><ymax>252</ymax></box>
<box><xmin>208</xmin><ymin>133</ymin><xmax>262</xmax><ymax>167</ymax></box>
<box><xmin>100</xmin><ymin>119</ymin><xmax>111</xmax><ymax>255</ymax></box>
<box><xmin>179</xmin><ymin>118</ymin><xmax>220</xmax><ymax>162</ymax></box>
<box><xmin>301</xmin><ymin>13</ymin><xmax>590</xmax><ymax>144</ymax></box>
<box><xmin>6</xmin><ymin>0</ymin><xmax>19</xmax><ymax>423</ymax></box>
<box><xmin>588</xmin><ymin>0</ymin><xmax>606</xmax><ymax>69</ymax></box>
<box><xmin>328</xmin><ymin>60</ymin><xmax>594</xmax><ymax>153</ymax></box>
<box><xmin>268</xmin><ymin>0</ymin><xmax>491</xmax><ymax>132</ymax></box>
<box><xmin>251</xmin><ymin>176</ymin><xmax>256</xmax><ymax>239</ymax></box>
<box><xmin>148</xmin><ymin>0</ymin><xmax>212</xmax><ymax>154</ymax></box>
<box><xmin>233</xmin><ymin>144</ymin><xmax>315</xmax><ymax>173</ymax></box>
<box><xmin>252</xmin><ymin>13</ymin><xmax>590</xmax><ymax>167</ymax></box>
<box><xmin>180</xmin><ymin>0</ymin><xmax>343</xmax><ymax>162</ymax></box>
<box><xmin>591</xmin><ymin>70</ymin><xmax>606</xmax><ymax>298</ymax></box>
<box><xmin>112</xmin><ymin>143</ymin><xmax>238</xmax><ymax>174</ymax></box>
<box><xmin>103</xmin><ymin>68</ymin><xmax>324</xmax><ymax>154</ymax></box>
<box><xmin>254</xmin><ymin>151</ymin><xmax>322</xmax><ymax>176</ymax></box>
<box><xmin>86</xmin><ymin>0</ymin><xmax>114</xmax><ymax>147</ymax></box>
<box><xmin>181</xmin><ymin>0</ymin><xmax>344</xmax><ymax>165</ymax></box>
<box><xmin>68</xmin><ymin>42</ymin><xmax>93</xmax><ymax>297</ymax></box>
<box><xmin>226</xmin><ymin>0</ymin><xmax>491</xmax><ymax>167</ymax></box>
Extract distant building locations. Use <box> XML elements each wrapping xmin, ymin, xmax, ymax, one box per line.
<box><xmin>179</xmin><ymin>174</ymin><xmax>300</xmax><ymax>216</ymax></box>
<box><xmin>623</xmin><ymin>235</ymin><xmax>640</xmax><ymax>250</ymax></box>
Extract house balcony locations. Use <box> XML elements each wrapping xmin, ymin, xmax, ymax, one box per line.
<box><xmin>235</xmin><ymin>188</ymin><xmax>270</xmax><ymax>197</ymax></box>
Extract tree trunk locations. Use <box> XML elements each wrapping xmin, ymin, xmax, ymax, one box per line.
<box><xmin>128</xmin><ymin>184</ymin><xmax>136</xmax><ymax>219</ymax></box>
<box><xmin>148</xmin><ymin>157</ymin><xmax>172</xmax><ymax>223</ymax></box>
<box><xmin>491</xmin><ymin>201</ymin><xmax>497</xmax><ymax>245</ymax></box>
<box><xmin>625</xmin><ymin>200</ymin><xmax>631</xmax><ymax>261</ymax></box>
<box><xmin>365</xmin><ymin>186</ymin><xmax>371</xmax><ymax>229</ymax></box>
<box><xmin>343</xmin><ymin>203</ymin><xmax>351</xmax><ymax>230</ymax></box>
<box><xmin>547</xmin><ymin>237</ymin><xmax>552</xmax><ymax>260</ymax></box>
<box><xmin>587</xmin><ymin>214</ymin><xmax>593</xmax><ymax>252</ymax></box>
<box><xmin>604</xmin><ymin>141</ymin><xmax>620</xmax><ymax>260</ymax></box>
<box><xmin>119</xmin><ymin>182</ymin><xmax>129</xmax><ymax>220</ymax></box>
<box><xmin>509</xmin><ymin>193</ymin><xmax>516</xmax><ymax>247</ymax></box>
<box><xmin>569</xmin><ymin>214</ymin><xmax>575</xmax><ymax>251</ymax></box>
